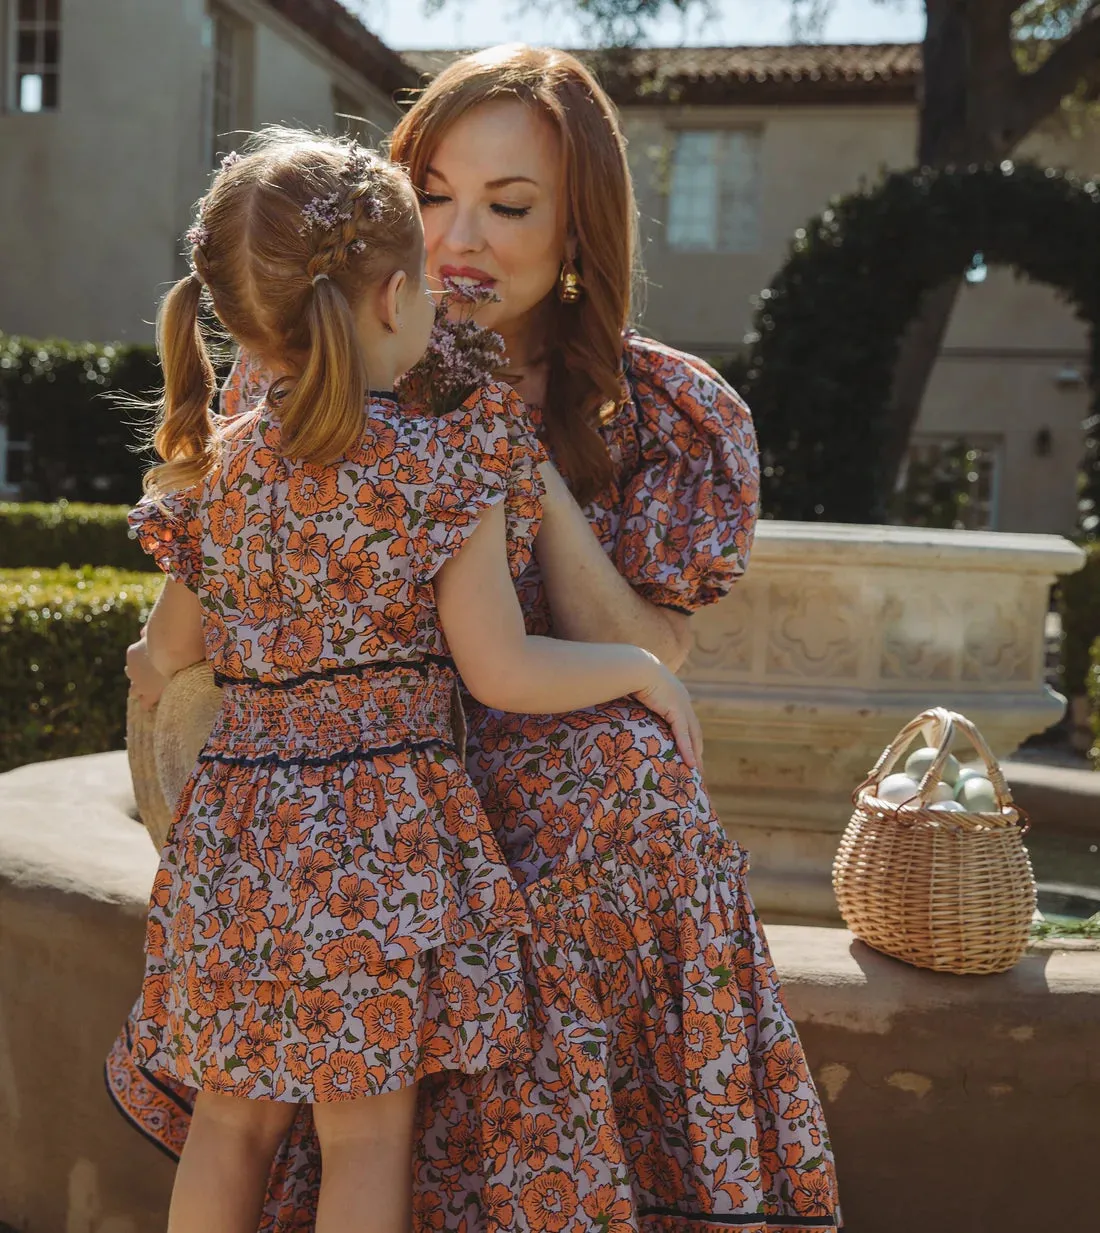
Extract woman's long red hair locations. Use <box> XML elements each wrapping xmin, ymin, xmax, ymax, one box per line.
<box><xmin>391</xmin><ymin>44</ymin><xmax>638</xmax><ymax>504</ymax></box>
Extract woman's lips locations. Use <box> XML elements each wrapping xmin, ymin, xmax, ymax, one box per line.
<box><xmin>439</xmin><ymin>265</ymin><xmax>497</xmax><ymax>293</ymax></box>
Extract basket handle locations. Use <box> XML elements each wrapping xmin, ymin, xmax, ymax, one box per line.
<box><xmin>853</xmin><ymin>707</ymin><xmax>952</xmax><ymax>804</ymax></box>
<box><xmin>854</xmin><ymin>707</ymin><xmax>1017</xmax><ymax>814</ymax></box>
<box><xmin>944</xmin><ymin>711</ymin><xmax>1016</xmax><ymax>814</ymax></box>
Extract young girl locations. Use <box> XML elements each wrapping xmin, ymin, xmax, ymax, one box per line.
<box><xmin>121</xmin><ymin>129</ymin><xmax>702</xmax><ymax>1233</ymax></box>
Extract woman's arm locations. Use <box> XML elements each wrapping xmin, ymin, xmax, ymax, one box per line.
<box><xmin>143</xmin><ymin>578</ymin><xmax>206</xmax><ymax>679</ymax></box>
<box><xmin>534</xmin><ymin>463</ymin><xmax>694</xmax><ymax>671</ymax></box>
<box><xmin>435</xmin><ymin>503</ymin><xmax>701</xmax><ymax>766</ymax></box>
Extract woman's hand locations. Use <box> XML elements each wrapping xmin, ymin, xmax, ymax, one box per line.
<box><xmin>125</xmin><ymin>637</ymin><xmax>168</xmax><ymax>712</ymax></box>
<box><xmin>633</xmin><ymin>667</ymin><xmax>704</xmax><ymax>771</ymax></box>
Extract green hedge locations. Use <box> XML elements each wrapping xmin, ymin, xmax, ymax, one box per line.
<box><xmin>0</xmin><ymin>332</ymin><xmax>159</xmax><ymax>504</ymax></box>
<box><xmin>1059</xmin><ymin>542</ymin><xmax>1100</xmax><ymax>697</ymax></box>
<box><xmin>0</xmin><ymin>502</ymin><xmax>152</xmax><ymax>570</ymax></box>
<box><xmin>0</xmin><ymin>567</ymin><xmax>161</xmax><ymax>773</ymax></box>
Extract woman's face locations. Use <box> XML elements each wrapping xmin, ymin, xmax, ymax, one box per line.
<box><xmin>420</xmin><ymin>99</ymin><xmax>569</xmax><ymax>340</ymax></box>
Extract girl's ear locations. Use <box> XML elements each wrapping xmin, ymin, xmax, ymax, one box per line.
<box><xmin>379</xmin><ymin>269</ymin><xmax>408</xmax><ymax>335</ymax></box>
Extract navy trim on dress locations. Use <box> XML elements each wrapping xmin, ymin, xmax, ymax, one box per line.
<box><xmin>213</xmin><ymin>654</ymin><xmax>456</xmax><ymax>690</ymax></box>
<box><xmin>102</xmin><ymin>1065</ymin><xmax>183</xmax><ymax>1163</ymax></box>
<box><xmin>640</xmin><ymin>1210</ymin><xmax>837</xmax><ymax>1229</ymax></box>
<box><xmin>102</xmin><ymin>1021</ymin><xmax>192</xmax><ymax>1163</ymax></box>
<box><xmin>199</xmin><ymin>737</ymin><xmax>455</xmax><ymax>768</ymax></box>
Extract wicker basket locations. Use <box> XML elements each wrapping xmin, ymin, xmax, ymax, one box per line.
<box><xmin>126</xmin><ymin>662</ymin><xmax>222</xmax><ymax>850</ymax></box>
<box><xmin>833</xmin><ymin>707</ymin><xmax>1036</xmax><ymax>975</ymax></box>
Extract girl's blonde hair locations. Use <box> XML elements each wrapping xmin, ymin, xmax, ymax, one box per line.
<box><xmin>391</xmin><ymin>44</ymin><xmax>638</xmax><ymax>505</ymax></box>
<box><xmin>148</xmin><ymin>128</ymin><xmax>422</xmax><ymax>495</ymax></box>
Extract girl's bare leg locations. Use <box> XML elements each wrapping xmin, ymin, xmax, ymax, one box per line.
<box><xmin>314</xmin><ymin>1083</ymin><xmax>418</xmax><ymax>1233</ymax></box>
<box><xmin>168</xmin><ymin>1090</ymin><xmax>295</xmax><ymax>1233</ymax></box>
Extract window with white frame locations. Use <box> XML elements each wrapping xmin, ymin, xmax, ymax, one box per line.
<box><xmin>667</xmin><ymin>129</ymin><xmax>760</xmax><ymax>253</ymax></box>
<box><xmin>204</xmin><ymin>5</ymin><xmax>250</xmax><ymax>166</ymax></box>
<box><xmin>6</xmin><ymin>0</ymin><xmax>61</xmax><ymax>113</ymax></box>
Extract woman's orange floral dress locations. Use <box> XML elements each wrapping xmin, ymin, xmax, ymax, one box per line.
<box><xmin>107</xmin><ymin>338</ymin><xmax>841</xmax><ymax>1232</ymax></box>
<box><xmin>107</xmin><ymin>384</ymin><xmax>545</xmax><ymax>1106</ymax></box>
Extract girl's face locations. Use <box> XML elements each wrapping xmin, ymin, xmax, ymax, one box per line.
<box><xmin>420</xmin><ymin>99</ymin><xmax>569</xmax><ymax>340</ymax></box>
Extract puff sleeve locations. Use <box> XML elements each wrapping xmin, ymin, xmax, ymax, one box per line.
<box><xmin>613</xmin><ymin>341</ymin><xmax>759</xmax><ymax>613</ymax></box>
<box><xmin>411</xmin><ymin>383</ymin><xmax>547</xmax><ymax>585</ymax></box>
<box><xmin>127</xmin><ymin>488</ymin><xmax>204</xmax><ymax>590</ymax></box>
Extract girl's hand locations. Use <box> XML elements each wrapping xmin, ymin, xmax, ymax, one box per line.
<box><xmin>125</xmin><ymin>637</ymin><xmax>168</xmax><ymax>712</ymax></box>
<box><xmin>633</xmin><ymin>667</ymin><xmax>704</xmax><ymax>770</ymax></box>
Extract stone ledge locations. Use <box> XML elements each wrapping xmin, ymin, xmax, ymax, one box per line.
<box><xmin>0</xmin><ymin>750</ymin><xmax>156</xmax><ymax>910</ymax></box>
<box><xmin>765</xmin><ymin>924</ymin><xmax>1100</xmax><ymax>1232</ymax></box>
<box><xmin>2</xmin><ymin>753</ymin><xmax>1097</xmax><ymax>1233</ymax></box>
<box><xmin>752</xmin><ymin>519</ymin><xmax>1085</xmax><ymax>572</ymax></box>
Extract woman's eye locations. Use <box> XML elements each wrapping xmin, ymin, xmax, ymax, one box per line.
<box><xmin>419</xmin><ymin>192</ymin><xmax>450</xmax><ymax>208</ymax></box>
<box><xmin>492</xmin><ymin>204</ymin><xmax>531</xmax><ymax>219</ymax></box>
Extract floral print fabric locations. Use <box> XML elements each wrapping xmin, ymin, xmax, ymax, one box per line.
<box><xmin>107</xmin><ymin>337</ymin><xmax>840</xmax><ymax>1231</ymax></box>
<box><xmin>114</xmin><ymin>384</ymin><xmax>546</xmax><ymax>1102</ymax></box>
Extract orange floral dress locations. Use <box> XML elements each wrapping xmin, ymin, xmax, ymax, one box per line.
<box><xmin>108</xmin><ymin>338</ymin><xmax>841</xmax><ymax>1232</ymax></box>
<box><xmin>108</xmin><ymin>384</ymin><xmax>544</xmax><ymax>1105</ymax></box>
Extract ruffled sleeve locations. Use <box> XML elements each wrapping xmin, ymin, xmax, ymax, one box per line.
<box><xmin>613</xmin><ymin>338</ymin><xmax>759</xmax><ymax>613</ymax></box>
<box><xmin>127</xmin><ymin>488</ymin><xmax>204</xmax><ymax>590</ymax></box>
<box><xmin>219</xmin><ymin>349</ymin><xmax>272</xmax><ymax>418</ymax></box>
<box><xmin>411</xmin><ymin>382</ymin><xmax>547</xmax><ymax>586</ymax></box>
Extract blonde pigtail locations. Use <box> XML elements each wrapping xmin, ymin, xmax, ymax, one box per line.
<box><xmin>277</xmin><ymin>276</ymin><xmax>366</xmax><ymax>464</ymax></box>
<box><xmin>145</xmin><ymin>272</ymin><xmax>218</xmax><ymax>495</ymax></box>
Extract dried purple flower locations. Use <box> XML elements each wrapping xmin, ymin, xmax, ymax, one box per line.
<box><xmin>299</xmin><ymin>190</ymin><xmax>354</xmax><ymax>234</ymax></box>
<box><xmin>440</xmin><ymin>276</ymin><xmax>502</xmax><ymax>306</ymax></box>
<box><xmin>396</xmin><ymin>292</ymin><xmax>508</xmax><ymax>418</ymax></box>
<box><xmin>186</xmin><ymin>222</ymin><xmax>209</xmax><ymax>247</ymax></box>
<box><xmin>219</xmin><ymin>150</ymin><xmax>243</xmax><ymax>170</ymax></box>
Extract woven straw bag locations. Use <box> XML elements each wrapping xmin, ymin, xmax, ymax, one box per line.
<box><xmin>126</xmin><ymin>662</ymin><xmax>223</xmax><ymax>850</ymax></box>
<box><xmin>833</xmin><ymin>707</ymin><xmax>1036</xmax><ymax>975</ymax></box>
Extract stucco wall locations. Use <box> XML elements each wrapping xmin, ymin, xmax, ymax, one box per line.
<box><xmin>0</xmin><ymin>0</ymin><xmax>399</xmax><ymax>344</ymax></box>
<box><xmin>0</xmin><ymin>0</ymin><xmax>210</xmax><ymax>343</ymax></box>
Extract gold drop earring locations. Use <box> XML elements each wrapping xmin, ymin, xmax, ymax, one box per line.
<box><xmin>558</xmin><ymin>255</ymin><xmax>584</xmax><ymax>304</ymax></box>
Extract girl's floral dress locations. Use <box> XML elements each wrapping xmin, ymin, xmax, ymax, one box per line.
<box><xmin>108</xmin><ymin>385</ymin><xmax>545</xmax><ymax>1105</ymax></box>
<box><xmin>108</xmin><ymin>338</ymin><xmax>841</xmax><ymax>1232</ymax></box>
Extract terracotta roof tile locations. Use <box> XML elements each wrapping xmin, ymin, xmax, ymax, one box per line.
<box><xmin>402</xmin><ymin>44</ymin><xmax>923</xmax><ymax>105</ymax></box>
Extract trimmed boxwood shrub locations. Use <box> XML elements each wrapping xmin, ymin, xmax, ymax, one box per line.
<box><xmin>0</xmin><ymin>567</ymin><xmax>161</xmax><ymax>773</ymax></box>
<box><xmin>1059</xmin><ymin>542</ymin><xmax>1100</xmax><ymax>698</ymax></box>
<box><xmin>0</xmin><ymin>502</ymin><xmax>151</xmax><ymax>570</ymax></box>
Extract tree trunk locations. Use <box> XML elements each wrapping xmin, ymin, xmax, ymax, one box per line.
<box><xmin>875</xmin><ymin>0</ymin><xmax>1016</xmax><ymax>516</ymax></box>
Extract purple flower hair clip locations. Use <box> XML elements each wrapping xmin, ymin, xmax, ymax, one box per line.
<box><xmin>298</xmin><ymin>142</ymin><xmax>383</xmax><ymax>238</ymax></box>
<box><xmin>299</xmin><ymin>190</ymin><xmax>353</xmax><ymax>234</ymax></box>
